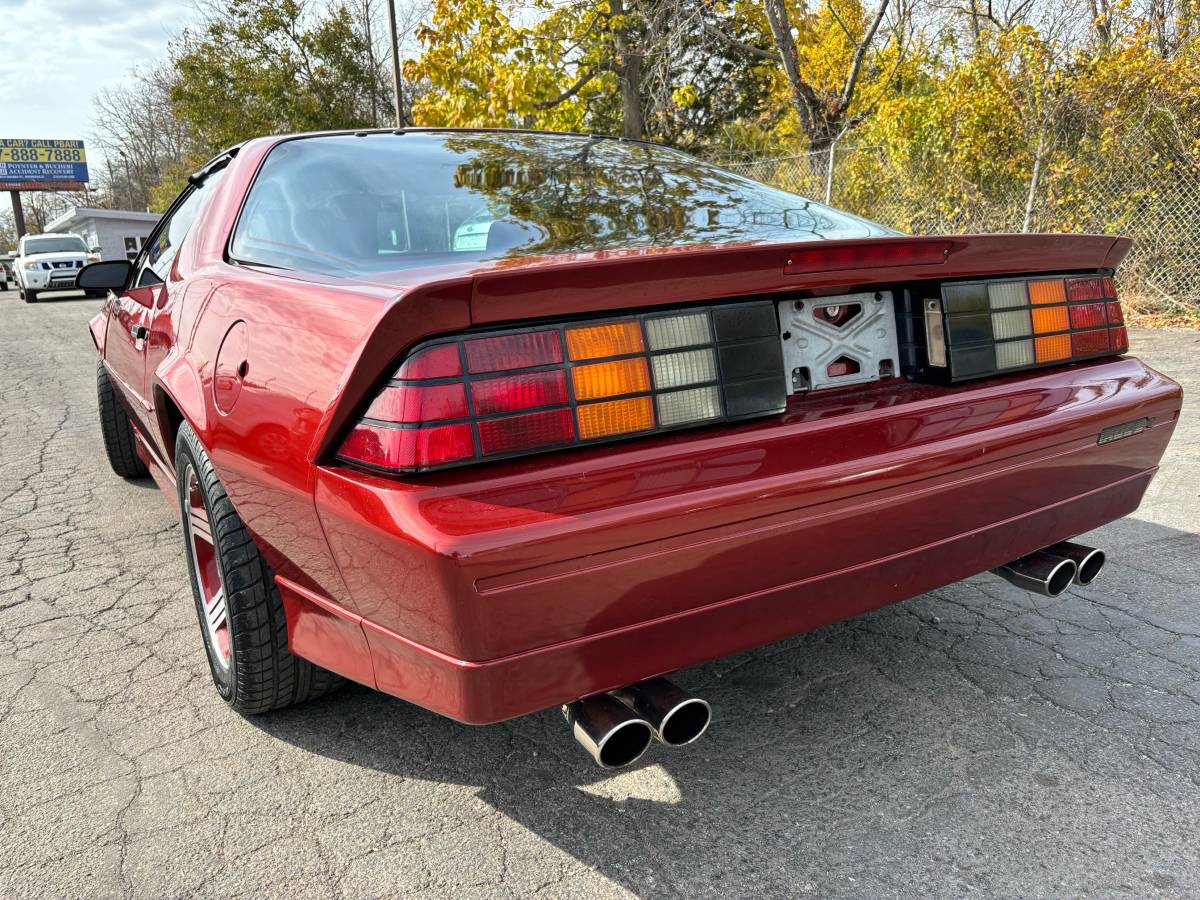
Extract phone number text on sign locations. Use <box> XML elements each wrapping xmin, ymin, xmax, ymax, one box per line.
<box><xmin>0</xmin><ymin>139</ymin><xmax>89</xmax><ymax>185</ymax></box>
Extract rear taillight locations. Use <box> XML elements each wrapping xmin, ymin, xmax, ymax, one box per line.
<box><xmin>925</xmin><ymin>274</ymin><xmax>1127</xmax><ymax>382</ymax></box>
<box><xmin>338</xmin><ymin>302</ymin><xmax>787</xmax><ymax>473</ymax></box>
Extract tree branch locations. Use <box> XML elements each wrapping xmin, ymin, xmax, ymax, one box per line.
<box><xmin>534</xmin><ymin>62</ymin><xmax>612</xmax><ymax>109</ymax></box>
<box><xmin>763</xmin><ymin>0</ymin><xmax>819</xmax><ymax>134</ymax></box>
<box><xmin>701</xmin><ymin>21</ymin><xmax>782</xmax><ymax>62</ymax></box>
<box><xmin>840</xmin><ymin>0</ymin><xmax>891</xmax><ymax>109</ymax></box>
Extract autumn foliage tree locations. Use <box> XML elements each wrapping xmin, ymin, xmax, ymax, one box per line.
<box><xmin>403</xmin><ymin>0</ymin><xmax>777</xmax><ymax>147</ymax></box>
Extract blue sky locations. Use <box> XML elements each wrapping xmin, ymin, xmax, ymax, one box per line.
<box><xmin>0</xmin><ymin>0</ymin><xmax>197</xmax><ymax>173</ymax></box>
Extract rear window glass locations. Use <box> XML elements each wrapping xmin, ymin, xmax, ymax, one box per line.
<box><xmin>230</xmin><ymin>131</ymin><xmax>890</xmax><ymax>276</ymax></box>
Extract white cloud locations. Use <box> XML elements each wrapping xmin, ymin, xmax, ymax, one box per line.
<box><xmin>0</xmin><ymin>0</ymin><xmax>198</xmax><ymax>172</ymax></box>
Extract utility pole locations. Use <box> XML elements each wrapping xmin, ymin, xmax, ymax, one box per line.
<box><xmin>364</xmin><ymin>0</ymin><xmax>379</xmax><ymax>127</ymax></box>
<box><xmin>9</xmin><ymin>191</ymin><xmax>26</xmax><ymax>239</ymax></box>
<box><xmin>385</xmin><ymin>0</ymin><xmax>407</xmax><ymax>128</ymax></box>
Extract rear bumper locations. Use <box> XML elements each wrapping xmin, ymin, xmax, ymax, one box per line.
<box><xmin>300</xmin><ymin>357</ymin><xmax>1181</xmax><ymax>723</ymax></box>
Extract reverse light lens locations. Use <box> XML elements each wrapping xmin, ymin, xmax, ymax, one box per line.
<box><xmin>988</xmin><ymin>282</ymin><xmax>1027</xmax><ymax>310</ymax></box>
<box><xmin>652</xmin><ymin>348</ymin><xmax>718</xmax><ymax>389</ymax></box>
<box><xmin>571</xmin><ymin>357</ymin><xmax>650</xmax><ymax>401</ymax></box>
<box><xmin>657</xmin><ymin>386</ymin><xmax>721</xmax><ymax>426</ymax></box>
<box><xmin>991</xmin><ymin>309</ymin><xmax>1032</xmax><ymax>339</ymax></box>
<box><xmin>645</xmin><ymin>313</ymin><xmax>712</xmax><ymax>350</ymax></box>
<box><xmin>995</xmin><ymin>339</ymin><xmax>1035</xmax><ymax>370</ymax></box>
<box><xmin>577</xmin><ymin>396</ymin><xmax>654</xmax><ymax>439</ymax></box>
<box><xmin>566</xmin><ymin>321</ymin><xmax>644</xmax><ymax>360</ymax></box>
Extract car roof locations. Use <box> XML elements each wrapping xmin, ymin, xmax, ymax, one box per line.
<box><xmin>260</xmin><ymin>126</ymin><xmax>669</xmax><ymax>153</ymax></box>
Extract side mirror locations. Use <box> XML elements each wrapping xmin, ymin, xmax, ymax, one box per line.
<box><xmin>90</xmin><ymin>246</ymin><xmax>101</xmax><ymax>254</ymax></box>
<box><xmin>77</xmin><ymin>259</ymin><xmax>132</xmax><ymax>292</ymax></box>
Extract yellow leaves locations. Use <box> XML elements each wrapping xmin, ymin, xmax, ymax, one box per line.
<box><xmin>672</xmin><ymin>84</ymin><xmax>700</xmax><ymax>108</ymax></box>
<box><xmin>407</xmin><ymin>0</ymin><xmax>611</xmax><ymax>131</ymax></box>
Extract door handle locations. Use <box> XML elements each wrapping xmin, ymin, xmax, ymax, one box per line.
<box><xmin>131</xmin><ymin>324</ymin><xmax>148</xmax><ymax>341</ymax></box>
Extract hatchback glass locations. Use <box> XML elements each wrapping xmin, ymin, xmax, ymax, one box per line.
<box><xmin>230</xmin><ymin>131</ymin><xmax>890</xmax><ymax>276</ymax></box>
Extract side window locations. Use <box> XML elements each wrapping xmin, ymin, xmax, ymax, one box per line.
<box><xmin>135</xmin><ymin>167</ymin><xmax>226</xmax><ymax>287</ymax></box>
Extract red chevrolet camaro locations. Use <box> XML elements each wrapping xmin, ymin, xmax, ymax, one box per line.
<box><xmin>80</xmin><ymin>129</ymin><xmax>1181</xmax><ymax>768</ymax></box>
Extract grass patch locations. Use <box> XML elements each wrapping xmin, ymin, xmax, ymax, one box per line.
<box><xmin>1121</xmin><ymin>292</ymin><xmax>1200</xmax><ymax>328</ymax></box>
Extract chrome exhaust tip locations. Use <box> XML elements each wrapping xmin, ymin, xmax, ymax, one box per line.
<box><xmin>992</xmin><ymin>550</ymin><xmax>1078</xmax><ymax>597</ymax></box>
<box><xmin>562</xmin><ymin>695</ymin><xmax>654</xmax><ymax>768</ymax></box>
<box><xmin>612</xmin><ymin>677</ymin><xmax>712</xmax><ymax>747</ymax></box>
<box><xmin>1045</xmin><ymin>541</ymin><xmax>1106</xmax><ymax>585</ymax></box>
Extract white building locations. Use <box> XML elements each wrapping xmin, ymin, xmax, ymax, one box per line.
<box><xmin>44</xmin><ymin>207</ymin><xmax>161</xmax><ymax>262</ymax></box>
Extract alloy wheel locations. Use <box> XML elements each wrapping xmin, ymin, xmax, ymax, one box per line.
<box><xmin>183</xmin><ymin>462</ymin><xmax>231</xmax><ymax>680</ymax></box>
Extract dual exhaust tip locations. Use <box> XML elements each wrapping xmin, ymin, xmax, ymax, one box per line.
<box><xmin>991</xmin><ymin>540</ymin><xmax>1106</xmax><ymax>596</ymax></box>
<box><xmin>565</xmin><ymin>540</ymin><xmax>1105</xmax><ymax>766</ymax></box>
<box><xmin>563</xmin><ymin>677</ymin><xmax>711</xmax><ymax>769</ymax></box>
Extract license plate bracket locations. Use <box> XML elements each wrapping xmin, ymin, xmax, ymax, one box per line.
<box><xmin>777</xmin><ymin>291</ymin><xmax>900</xmax><ymax>393</ymax></box>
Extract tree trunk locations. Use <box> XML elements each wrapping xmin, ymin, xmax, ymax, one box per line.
<box><xmin>1022</xmin><ymin>131</ymin><xmax>1046</xmax><ymax>233</ymax></box>
<box><xmin>610</xmin><ymin>0</ymin><xmax>644</xmax><ymax>140</ymax></box>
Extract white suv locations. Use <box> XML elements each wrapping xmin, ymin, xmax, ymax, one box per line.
<box><xmin>14</xmin><ymin>233</ymin><xmax>97</xmax><ymax>303</ymax></box>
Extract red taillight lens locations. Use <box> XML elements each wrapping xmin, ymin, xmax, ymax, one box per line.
<box><xmin>1071</xmin><ymin>328</ymin><xmax>1110</xmax><ymax>356</ymax></box>
<box><xmin>1066</xmin><ymin>276</ymin><xmax>1105</xmax><ymax>301</ymax></box>
<box><xmin>1068</xmin><ymin>302</ymin><xmax>1107</xmax><ymax>330</ymax></box>
<box><xmin>477</xmin><ymin>408</ymin><xmax>575</xmax><ymax>455</ymax></box>
<box><xmin>364</xmin><ymin>383</ymin><xmax>467</xmax><ymax>423</ymax></box>
<box><xmin>340</xmin><ymin>422</ymin><xmax>475</xmax><ymax>470</ymax></box>
<box><xmin>471</xmin><ymin>370</ymin><xmax>569</xmax><ymax>415</ymax></box>
<box><xmin>337</xmin><ymin>302</ymin><xmax>787</xmax><ymax>472</ymax></box>
<box><xmin>396</xmin><ymin>343</ymin><xmax>461</xmax><ymax>380</ymax></box>
<box><xmin>465</xmin><ymin>330</ymin><xmax>562</xmax><ymax>373</ymax></box>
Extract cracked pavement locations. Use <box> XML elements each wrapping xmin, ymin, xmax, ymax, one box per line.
<box><xmin>1</xmin><ymin>293</ymin><xmax>1198</xmax><ymax>898</ymax></box>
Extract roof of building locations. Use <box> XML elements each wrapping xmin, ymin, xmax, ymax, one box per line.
<box><xmin>45</xmin><ymin>207</ymin><xmax>162</xmax><ymax>233</ymax></box>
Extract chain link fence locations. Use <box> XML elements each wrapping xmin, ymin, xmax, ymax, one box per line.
<box><xmin>718</xmin><ymin>143</ymin><xmax>1200</xmax><ymax>324</ymax></box>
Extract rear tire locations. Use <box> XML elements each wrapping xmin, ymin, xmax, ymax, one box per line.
<box><xmin>96</xmin><ymin>360</ymin><xmax>149</xmax><ymax>478</ymax></box>
<box><xmin>175</xmin><ymin>422</ymin><xmax>342</xmax><ymax>714</ymax></box>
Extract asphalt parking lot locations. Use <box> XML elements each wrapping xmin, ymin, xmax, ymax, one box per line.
<box><xmin>1</xmin><ymin>291</ymin><xmax>1198</xmax><ymax>898</ymax></box>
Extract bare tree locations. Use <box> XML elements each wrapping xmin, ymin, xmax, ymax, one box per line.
<box><xmin>90</xmin><ymin>62</ymin><xmax>195</xmax><ymax>211</ymax></box>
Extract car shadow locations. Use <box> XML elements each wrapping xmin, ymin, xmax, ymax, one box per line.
<box><xmin>249</xmin><ymin>514</ymin><xmax>1200</xmax><ymax>895</ymax></box>
<box><xmin>23</xmin><ymin>291</ymin><xmax>100</xmax><ymax>303</ymax></box>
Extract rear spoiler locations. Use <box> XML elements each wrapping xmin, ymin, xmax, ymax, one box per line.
<box><xmin>469</xmin><ymin>234</ymin><xmax>1130</xmax><ymax>324</ymax></box>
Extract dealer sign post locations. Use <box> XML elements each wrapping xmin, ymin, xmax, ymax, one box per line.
<box><xmin>0</xmin><ymin>139</ymin><xmax>90</xmax><ymax>238</ymax></box>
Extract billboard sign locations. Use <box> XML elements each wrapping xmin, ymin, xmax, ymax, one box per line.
<box><xmin>0</xmin><ymin>139</ymin><xmax>89</xmax><ymax>188</ymax></box>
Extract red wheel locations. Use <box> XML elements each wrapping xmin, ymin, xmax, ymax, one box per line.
<box><xmin>175</xmin><ymin>422</ymin><xmax>340</xmax><ymax>713</ymax></box>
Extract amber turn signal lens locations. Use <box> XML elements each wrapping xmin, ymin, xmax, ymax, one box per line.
<box><xmin>565</xmin><ymin>321</ymin><xmax>644</xmax><ymax>360</ymax></box>
<box><xmin>576</xmin><ymin>396</ymin><xmax>654</xmax><ymax>439</ymax></box>
<box><xmin>1028</xmin><ymin>279</ymin><xmax>1066</xmax><ymax>305</ymax></box>
<box><xmin>1032</xmin><ymin>306</ymin><xmax>1069</xmax><ymax>334</ymax></box>
<box><xmin>571</xmin><ymin>357</ymin><xmax>650</xmax><ymax>401</ymax></box>
<box><xmin>1035</xmin><ymin>334</ymin><xmax>1072</xmax><ymax>362</ymax></box>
